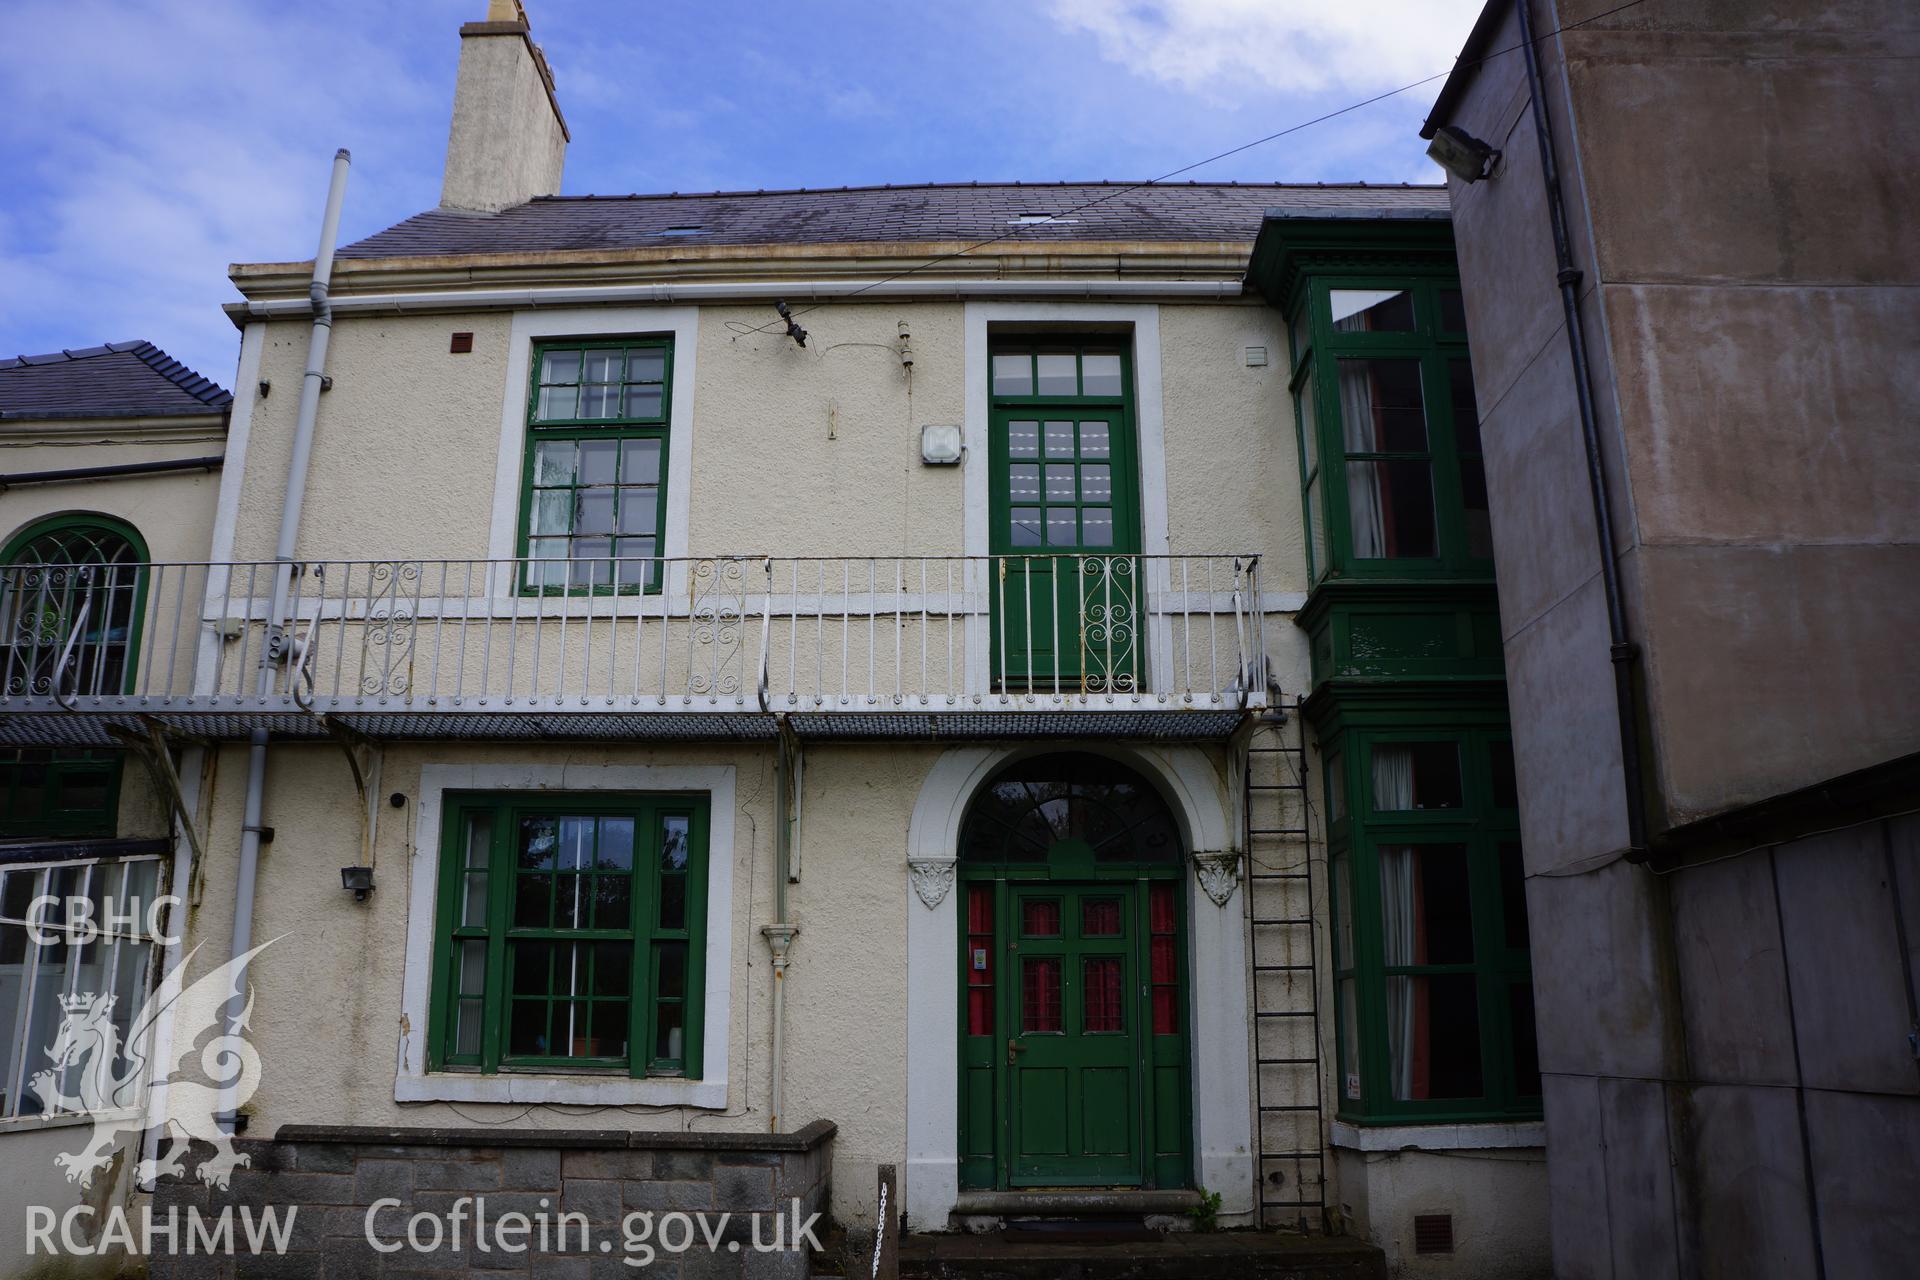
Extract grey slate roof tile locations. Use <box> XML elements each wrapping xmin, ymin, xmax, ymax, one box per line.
<box><xmin>0</xmin><ymin>341</ymin><xmax>233</xmax><ymax>422</ymax></box>
<box><xmin>339</xmin><ymin>181</ymin><xmax>1448</xmax><ymax>259</ymax></box>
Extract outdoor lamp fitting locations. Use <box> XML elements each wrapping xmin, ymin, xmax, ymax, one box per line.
<box><xmin>1426</xmin><ymin>126</ymin><xmax>1501</xmax><ymax>183</ymax></box>
<box><xmin>340</xmin><ymin>865</ymin><xmax>375</xmax><ymax>902</ymax></box>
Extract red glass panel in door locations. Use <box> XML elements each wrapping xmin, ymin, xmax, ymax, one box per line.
<box><xmin>1149</xmin><ymin>882</ymin><xmax>1178</xmax><ymax>1034</ymax></box>
<box><xmin>1022</xmin><ymin>958</ymin><xmax>1062</xmax><ymax>1033</ymax></box>
<box><xmin>1083</xmin><ymin>957</ymin><xmax>1124</xmax><ymax>1033</ymax></box>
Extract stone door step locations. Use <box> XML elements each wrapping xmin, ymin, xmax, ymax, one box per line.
<box><xmin>951</xmin><ymin>1189</ymin><xmax>1203</xmax><ymax>1217</ymax></box>
<box><xmin>900</xmin><ymin>1229</ymin><xmax>1388</xmax><ymax>1280</ymax></box>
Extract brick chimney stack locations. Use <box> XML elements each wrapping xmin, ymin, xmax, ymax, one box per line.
<box><xmin>440</xmin><ymin>0</ymin><xmax>569</xmax><ymax>213</ymax></box>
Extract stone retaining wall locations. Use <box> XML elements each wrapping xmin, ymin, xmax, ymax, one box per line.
<box><xmin>147</xmin><ymin>1119</ymin><xmax>834</xmax><ymax>1280</ymax></box>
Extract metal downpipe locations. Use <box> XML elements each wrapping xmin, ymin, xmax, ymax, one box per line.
<box><xmin>1515</xmin><ymin>2</ymin><xmax>1649</xmax><ymax>859</ymax></box>
<box><xmin>221</xmin><ymin>149</ymin><xmax>351</xmax><ymax>1128</ymax></box>
<box><xmin>761</xmin><ymin>721</ymin><xmax>800</xmax><ymax>1132</ymax></box>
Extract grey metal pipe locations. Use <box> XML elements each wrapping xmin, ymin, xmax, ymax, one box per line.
<box><xmin>222</xmin><ymin>149</ymin><xmax>350</xmax><ymax>1127</ymax></box>
<box><xmin>0</xmin><ymin>454</ymin><xmax>223</xmax><ymax>489</ymax></box>
<box><xmin>1515</xmin><ymin>1</ymin><xmax>1649</xmax><ymax>858</ymax></box>
<box><xmin>761</xmin><ymin>722</ymin><xmax>800</xmax><ymax>1131</ymax></box>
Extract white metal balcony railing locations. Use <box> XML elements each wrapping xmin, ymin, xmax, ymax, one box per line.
<box><xmin>0</xmin><ymin>555</ymin><xmax>1268</xmax><ymax>738</ymax></box>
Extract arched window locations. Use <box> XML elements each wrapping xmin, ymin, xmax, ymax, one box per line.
<box><xmin>960</xmin><ymin>752</ymin><xmax>1181</xmax><ymax>866</ymax></box>
<box><xmin>1</xmin><ymin>515</ymin><xmax>148</xmax><ymax>700</ymax></box>
<box><xmin>0</xmin><ymin>515</ymin><xmax>147</xmax><ymax>839</ymax></box>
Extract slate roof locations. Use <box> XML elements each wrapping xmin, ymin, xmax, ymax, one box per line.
<box><xmin>340</xmin><ymin>181</ymin><xmax>1449</xmax><ymax>259</ymax></box>
<box><xmin>0</xmin><ymin>341</ymin><xmax>233</xmax><ymax>422</ymax></box>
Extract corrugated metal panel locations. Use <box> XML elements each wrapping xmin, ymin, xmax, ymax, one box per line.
<box><xmin>0</xmin><ymin>708</ymin><xmax>1245</xmax><ymax>745</ymax></box>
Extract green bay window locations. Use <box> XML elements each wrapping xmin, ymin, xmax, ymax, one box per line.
<box><xmin>1288</xmin><ymin>279</ymin><xmax>1485</xmax><ymax>583</ymax></box>
<box><xmin>517</xmin><ymin>340</ymin><xmax>672</xmax><ymax>593</ymax></box>
<box><xmin>430</xmin><ymin>792</ymin><xmax>708</xmax><ymax>1078</ymax></box>
<box><xmin>1325</xmin><ymin>726</ymin><xmax>1538</xmax><ymax>1122</ymax></box>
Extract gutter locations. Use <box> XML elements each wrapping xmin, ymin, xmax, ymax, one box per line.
<box><xmin>0</xmin><ymin>454</ymin><xmax>223</xmax><ymax>489</ymax></box>
<box><xmin>234</xmin><ymin>277</ymin><xmax>1244</xmax><ymax>321</ymax></box>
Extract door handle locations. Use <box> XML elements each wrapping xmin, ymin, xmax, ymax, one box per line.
<box><xmin>1007</xmin><ymin>1038</ymin><xmax>1027</xmax><ymax>1065</ymax></box>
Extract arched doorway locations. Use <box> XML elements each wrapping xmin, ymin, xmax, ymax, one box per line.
<box><xmin>955</xmin><ymin>752</ymin><xmax>1192</xmax><ymax>1190</ymax></box>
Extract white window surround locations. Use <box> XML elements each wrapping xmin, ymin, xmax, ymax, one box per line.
<box><xmin>485</xmin><ymin>306</ymin><xmax>698</xmax><ymax>588</ymax></box>
<box><xmin>397</xmin><ymin>762</ymin><xmax>735</xmax><ymax>1108</ymax></box>
<box><xmin>902</xmin><ymin>742</ymin><xmax>1255</xmax><ymax>1228</ymax></box>
<box><xmin>961</xmin><ymin>303</ymin><xmax>1174</xmax><ymax>694</ymax></box>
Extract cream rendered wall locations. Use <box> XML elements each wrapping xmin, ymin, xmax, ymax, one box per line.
<box><xmin>1154</xmin><ymin>303</ymin><xmax>1300</xmax><ymax>581</ymax></box>
<box><xmin>170</xmin><ymin>735</ymin><xmax>1250</xmax><ymax>1233</ymax></box>
<box><xmin>226</xmin><ymin>315</ymin><xmax>514</xmax><ymax>563</ymax></box>
<box><xmin>169</xmin><ymin>739</ymin><xmax>967</xmax><ymax>1228</ymax></box>
<box><xmin>1332</xmin><ymin>1146</ymin><xmax>1550</xmax><ymax>1279</ymax></box>
<box><xmin>182</xmin><ymin>292</ymin><xmax>1320</xmax><ymax>1232</ymax></box>
<box><xmin>223</xmin><ymin>300</ymin><xmax>1299</xmax><ymax>569</ymax></box>
<box><xmin>689</xmin><ymin>304</ymin><xmax>967</xmax><ymax>557</ymax></box>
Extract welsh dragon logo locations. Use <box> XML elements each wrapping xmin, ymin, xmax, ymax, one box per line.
<box><xmin>31</xmin><ymin>940</ymin><xmax>276</xmax><ymax>1190</ymax></box>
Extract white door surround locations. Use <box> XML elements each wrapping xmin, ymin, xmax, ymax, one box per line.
<box><xmin>902</xmin><ymin>742</ymin><xmax>1255</xmax><ymax>1228</ymax></box>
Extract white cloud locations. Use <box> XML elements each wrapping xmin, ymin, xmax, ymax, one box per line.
<box><xmin>1048</xmin><ymin>0</ymin><xmax>1483</xmax><ymax>99</ymax></box>
<box><xmin>0</xmin><ymin>0</ymin><xmax>455</xmax><ymax>383</ymax></box>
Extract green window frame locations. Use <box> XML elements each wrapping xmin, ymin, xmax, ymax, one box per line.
<box><xmin>516</xmin><ymin>339</ymin><xmax>673</xmax><ymax>595</ymax></box>
<box><xmin>429</xmin><ymin>792</ymin><xmax>709</xmax><ymax>1079</ymax></box>
<box><xmin>1289</xmin><ymin>279</ymin><xmax>1486</xmax><ymax>583</ymax></box>
<box><xmin>986</xmin><ymin>341</ymin><xmax>1141</xmax><ymax>556</ymax></box>
<box><xmin>1325</xmin><ymin>728</ymin><xmax>1539</xmax><ymax>1123</ymax></box>
<box><xmin>0</xmin><ymin>513</ymin><xmax>149</xmax><ymax>838</ymax></box>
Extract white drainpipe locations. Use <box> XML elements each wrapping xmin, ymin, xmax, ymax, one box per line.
<box><xmin>220</xmin><ymin>149</ymin><xmax>350</xmax><ymax>1129</ymax></box>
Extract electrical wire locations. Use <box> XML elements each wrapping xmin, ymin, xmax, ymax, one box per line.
<box><xmin>730</xmin><ymin>0</ymin><xmax>1658</xmax><ymax>340</ymax></box>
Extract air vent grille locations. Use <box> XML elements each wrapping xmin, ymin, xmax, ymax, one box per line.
<box><xmin>1413</xmin><ymin>1214</ymin><xmax>1454</xmax><ymax>1255</ymax></box>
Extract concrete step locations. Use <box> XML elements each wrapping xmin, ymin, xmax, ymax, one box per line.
<box><xmin>898</xmin><ymin>1229</ymin><xmax>1387</xmax><ymax>1280</ymax></box>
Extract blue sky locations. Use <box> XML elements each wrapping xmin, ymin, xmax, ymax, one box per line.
<box><xmin>0</xmin><ymin>1</ymin><xmax>1481</xmax><ymax>386</ymax></box>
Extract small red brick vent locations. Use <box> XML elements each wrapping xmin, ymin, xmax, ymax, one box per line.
<box><xmin>449</xmin><ymin>331</ymin><xmax>474</xmax><ymax>353</ymax></box>
<box><xmin>1414</xmin><ymin>1213</ymin><xmax>1455</xmax><ymax>1255</ymax></box>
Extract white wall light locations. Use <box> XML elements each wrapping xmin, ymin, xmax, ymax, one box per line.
<box><xmin>920</xmin><ymin>424</ymin><xmax>963</xmax><ymax>465</ymax></box>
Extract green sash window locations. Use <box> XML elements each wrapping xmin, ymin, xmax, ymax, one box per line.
<box><xmin>1325</xmin><ymin>728</ymin><xmax>1538</xmax><ymax>1122</ymax></box>
<box><xmin>517</xmin><ymin>340</ymin><xmax>672</xmax><ymax>593</ymax></box>
<box><xmin>430</xmin><ymin>792</ymin><xmax>709</xmax><ymax>1078</ymax></box>
<box><xmin>1289</xmin><ymin>280</ymin><xmax>1486</xmax><ymax>583</ymax></box>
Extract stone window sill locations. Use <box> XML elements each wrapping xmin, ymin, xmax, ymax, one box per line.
<box><xmin>394</xmin><ymin>1071</ymin><xmax>725</xmax><ymax>1110</ymax></box>
<box><xmin>1329</xmin><ymin>1118</ymin><xmax>1545</xmax><ymax>1152</ymax></box>
<box><xmin>0</xmin><ymin>1108</ymin><xmax>132</xmax><ymax>1137</ymax></box>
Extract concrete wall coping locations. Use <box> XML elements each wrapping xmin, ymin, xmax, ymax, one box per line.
<box><xmin>271</xmin><ymin>1117</ymin><xmax>836</xmax><ymax>1153</ymax></box>
<box><xmin>1329</xmin><ymin>1119</ymin><xmax>1545</xmax><ymax>1152</ymax></box>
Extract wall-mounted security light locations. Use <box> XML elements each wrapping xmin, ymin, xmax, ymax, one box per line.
<box><xmin>920</xmin><ymin>425</ymin><xmax>963</xmax><ymax>465</ymax></box>
<box><xmin>340</xmin><ymin>865</ymin><xmax>375</xmax><ymax>902</ymax></box>
<box><xmin>1426</xmin><ymin>126</ymin><xmax>1501</xmax><ymax>183</ymax></box>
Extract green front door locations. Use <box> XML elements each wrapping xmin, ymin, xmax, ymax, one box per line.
<box><xmin>957</xmin><ymin>753</ymin><xmax>1192</xmax><ymax>1192</ymax></box>
<box><xmin>988</xmin><ymin>343</ymin><xmax>1143</xmax><ymax>693</ymax></box>
<box><xmin>1007</xmin><ymin>882</ymin><xmax>1142</xmax><ymax>1184</ymax></box>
